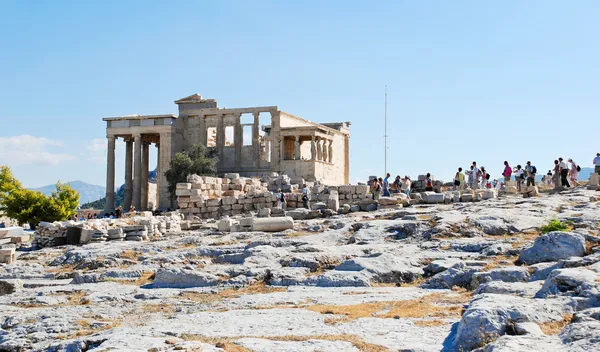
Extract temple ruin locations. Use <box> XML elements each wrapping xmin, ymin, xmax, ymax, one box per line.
<box><xmin>102</xmin><ymin>94</ymin><xmax>351</xmax><ymax>211</ymax></box>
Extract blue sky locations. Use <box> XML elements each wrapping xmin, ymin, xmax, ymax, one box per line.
<box><xmin>1</xmin><ymin>1</ymin><xmax>599</xmax><ymax>188</ymax></box>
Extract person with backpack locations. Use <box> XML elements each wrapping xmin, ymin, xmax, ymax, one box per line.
<box><xmin>513</xmin><ymin>164</ymin><xmax>524</xmax><ymax>192</ymax></box>
<box><xmin>568</xmin><ymin>159</ymin><xmax>580</xmax><ymax>186</ymax></box>
<box><xmin>502</xmin><ymin>161</ymin><xmax>512</xmax><ymax>183</ymax></box>
<box><xmin>425</xmin><ymin>173</ymin><xmax>433</xmax><ymax>192</ymax></box>
<box><xmin>481</xmin><ymin>167</ymin><xmax>490</xmax><ymax>189</ymax></box>
<box><xmin>558</xmin><ymin>157</ymin><xmax>570</xmax><ymax>188</ymax></box>
<box><xmin>454</xmin><ymin>167</ymin><xmax>465</xmax><ymax>191</ymax></box>
<box><xmin>525</xmin><ymin>161</ymin><xmax>537</xmax><ymax>187</ymax></box>
<box><xmin>276</xmin><ymin>188</ymin><xmax>287</xmax><ymax>209</ymax></box>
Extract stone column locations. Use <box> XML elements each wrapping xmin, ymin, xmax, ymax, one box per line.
<box><xmin>216</xmin><ymin>113</ymin><xmax>224</xmax><ymax>168</ymax></box>
<box><xmin>155</xmin><ymin>143</ymin><xmax>160</xmax><ymax>208</ymax></box>
<box><xmin>158</xmin><ymin>132</ymin><xmax>172</xmax><ymax>210</ymax></box>
<box><xmin>253</xmin><ymin>112</ymin><xmax>260</xmax><ymax>166</ymax></box>
<box><xmin>294</xmin><ymin>135</ymin><xmax>300</xmax><ymax>160</ymax></box>
<box><xmin>198</xmin><ymin>115</ymin><xmax>206</xmax><ymax>146</ymax></box>
<box><xmin>104</xmin><ymin>135</ymin><xmax>116</xmax><ymax>212</ymax></box>
<box><xmin>234</xmin><ymin>114</ymin><xmax>242</xmax><ymax>167</ymax></box>
<box><xmin>310</xmin><ymin>136</ymin><xmax>316</xmax><ymax>160</ymax></box>
<box><xmin>141</xmin><ymin>141</ymin><xmax>149</xmax><ymax>210</ymax></box>
<box><xmin>133</xmin><ymin>133</ymin><xmax>142</xmax><ymax>210</ymax></box>
<box><xmin>328</xmin><ymin>138</ymin><xmax>333</xmax><ymax>163</ymax></box>
<box><xmin>322</xmin><ymin>139</ymin><xmax>328</xmax><ymax>162</ymax></box>
<box><xmin>123</xmin><ymin>138</ymin><xmax>133</xmax><ymax>211</ymax></box>
<box><xmin>316</xmin><ymin>137</ymin><xmax>322</xmax><ymax>160</ymax></box>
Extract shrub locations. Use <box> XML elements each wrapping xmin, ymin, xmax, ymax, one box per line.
<box><xmin>0</xmin><ymin>166</ymin><xmax>79</xmax><ymax>228</ymax></box>
<box><xmin>540</xmin><ymin>218</ymin><xmax>572</xmax><ymax>234</ymax></box>
<box><xmin>165</xmin><ymin>143</ymin><xmax>218</xmax><ymax>198</ymax></box>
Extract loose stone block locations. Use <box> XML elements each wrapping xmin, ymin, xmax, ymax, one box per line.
<box><xmin>206</xmin><ymin>198</ymin><xmax>222</xmax><ymax>207</ymax></box>
<box><xmin>176</xmin><ymin>183</ymin><xmax>192</xmax><ymax>189</ymax></box>
<box><xmin>0</xmin><ymin>227</ymin><xmax>23</xmax><ymax>239</ymax></box>
<box><xmin>175</xmin><ymin>189</ymin><xmax>191</xmax><ymax>196</ymax></box>
<box><xmin>252</xmin><ymin>216</ymin><xmax>294</xmax><ymax>232</ymax></box>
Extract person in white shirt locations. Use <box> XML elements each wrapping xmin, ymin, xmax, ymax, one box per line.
<box><xmin>568</xmin><ymin>159</ymin><xmax>580</xmax><ymax>186</ymax></box>
<box><xmin>594</xmin><ymin>153</ymin><xmax>600</xmax><ymax>175</ymax></box>
<box><xmin>558</xmin><ymin>157</ymin><xmax>570</xmax><ymax>188</ymax></box>
<box><xmin>513</xmin><ymin>165</ymin><xmax>524</xmax><ymax>192</ymax></box>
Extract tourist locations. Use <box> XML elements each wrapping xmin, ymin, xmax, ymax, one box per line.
<box><xmin>391</xmin><ymin>175</ymin><xmax>401</xmax><ymax>193</ymax></box>
<box><xmin>481</xmin><ymin>167</ymin><xmax>488</xmax><ymax>189</ymax></box>
<box><xmin>425</xmin><ymin>173</ymin><xmax>433</xmax><ymax>192</ymax></box>
<box><xmin>594</xmin><ymin>153</ymin><xmax>600</xmax><ymax>175</ymax></box>
<box><xmin>0</xmin><ymin>222</ymin><xmax>4</xmax><ymax>229</ymax></box>
<box><xmin>466</xmin><ymin>166</ymin><xmax>474</xmax><ymax>188</ymax></box>
<box><xmin>401</xmin><ymin>176</ymin><xmax>411</xmax><ymax>196</ymax></box>
<box><xmin>525</xmin><ymin>161</ymin><xmax>537</xmax><ymax>187</ymax></box>
<box><xmin>546</xmin><ymin>170</ymin><xmax>553</xmax><ymax>185</ymax></box>
<box><xmin>553</xmin><ymin>160</ymin><xmax>560</xmax><ymax>189</ymax></box>
<box><xmin>383</xmin><ymin>173</ymin><xmax>391</xmax><ymax>197</ymax></box>
<box><xmin>115</xmin><ymin>206</ymin><xmax>123</xmax><ymax>219</ymax></box>
<box><xmin>472</xmin><ymin>162</ymin><xmax>480</xmax><ymax>189</ymax></box>
<box><xmin>454</xmin><ymin>167</ymin><xmax>465</xmax><ymax>191</ymax></box>
<box><xmin>513</xmin><ymin>165</ymin><xmax>524</xmax><ymax>192</ymax></box>
<box><xmin>277</xmin><ymin>188</ymin><xmax>286</xmax><ymax>209</ymax></box>
<box><xmin>568</xmin><ymin>159</ymin><xmax>580</xmax><ymax>186</ymax></box>
<box><xmin>301</xmin><ymin>184</ymin><xmax>310</xmax><ymax>209</ymax></box>
<box><xmin>502</xmin><ymin>161</ymin><xmax>512</xmax><ymax>183</ymax></box>
<box><xmin>372</xmin><ymin>178</ymin><xmax>382</xmax><ymax>201</ymax></box>
<box><xmin>558</xmin><ymin>157</ymin><xmax>570</xmax><ymax>188</ymax></box>
<box><xmin>129</xmin><ymin>205</ymin><xmax>136</xmax><ymax>213</ymax></box>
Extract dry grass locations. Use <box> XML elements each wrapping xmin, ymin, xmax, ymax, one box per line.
<box><xmin>179</xmin><ymin>283</ymin><xmax>287</xmax><ymax>304</ymax></box>
<box><xmin>180</xmin><ymin>334</ymin><xmax>388</xmax><ymax>352</ymax></box>
<box><xmin>482</xmin><ymin>255</ymin><xmax>513</xmax><ymax>271</ymax></box>
<box><xmin>539</xmin><ymin>315</ymin><xmax>573</xmax><ymax>335</ymax></box>
<box><xmin>139</xmin><ymin>303</ymin><xmax>176</xmax><ymax>315</ymax></box>
<box><xmin>306</xmin><ymin>292</ymin><xmax>471</xmax><ymax>323</ymax></box>
<box><xmin>119</xmin><ymin>249</ymin><xmax>141</xmax><ymax>260</ymax></box>
<box><xmin>46</xmin><ymin>264</ymin><xmax>76</xmax><ymax>274</ymax></box>
<box><xmin>414</xmin><ymin>319</ymin><xmax>448</xmax><ymax>327</ymax></box>
<box><xmin>14</xmin><ymin>290</ymin><xmax>90</xmax><ymax>308</ymax></box>
<box><xmin>285</xmin><ymin>231</ymin><xmax>312</xmax><ymax>238</ymax></box>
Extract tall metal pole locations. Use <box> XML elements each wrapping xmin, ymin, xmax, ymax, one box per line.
<box><xmin>384</xmin><ymin>85</ymin><xmax>387</xmax><ymax>176</ymax></box>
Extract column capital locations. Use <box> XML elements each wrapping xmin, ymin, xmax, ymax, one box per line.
<box><xmin>107</xmin><ymin>135</ymin><xmax>116</xmax><ymax>141</ymax></box>
<box><xmin>253</xmin><ymin>111</ymin><xmax>260</xmax><ymax>118</ymax></box>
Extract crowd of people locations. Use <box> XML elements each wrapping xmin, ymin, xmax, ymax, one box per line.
<box><xmin>369</xmin><ymin>153</ymin><xmax>600</xmax><ymax>199</ymax></box>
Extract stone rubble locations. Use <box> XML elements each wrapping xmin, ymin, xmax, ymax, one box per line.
<box><xmin>0</xmin><ymin>187</ymin><xmax>599</xmax><ymax>351</ymax></box>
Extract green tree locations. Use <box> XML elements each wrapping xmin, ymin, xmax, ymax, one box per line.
<box><xmin>0</xmin><ymin>165</ymin><xmax>80</xmax><ymax>228</ymax></box>
<box><xmin>165</xmin><ymin>143</ymin><xmax>218</xmax><ymax>198</ymax></box>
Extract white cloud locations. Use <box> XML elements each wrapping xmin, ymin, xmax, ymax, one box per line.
<box><xmin>87</xmin><ymin>138</ymin><xmax>125</xmax><ymax>163</ymax></box>
<box><xmin>0</xmin><ymin>135</ymin><xmax>77</xmax><ymax>166</ymax></box>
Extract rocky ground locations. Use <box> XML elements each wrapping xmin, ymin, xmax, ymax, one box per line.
<box><xmin>1</xmin><ymin>188</ymin><xmax>600</xmax><ymax>352</ymax></box>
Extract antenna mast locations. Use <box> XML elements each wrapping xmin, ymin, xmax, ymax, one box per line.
<box><xmin>384</xmin><ymin>85</ymin><xmax>388</xmax><ymax>176</ymax></box>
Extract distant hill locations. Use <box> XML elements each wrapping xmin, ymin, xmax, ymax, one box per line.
<box><xmin>31</xmin><ymin>181</ymin><xmax>105</xmax><ymax>205</ymax></box>
<box><xmin>80</xmin><ymin>168</ymin><xmax>157</xmax><ymax>210</ymax></box>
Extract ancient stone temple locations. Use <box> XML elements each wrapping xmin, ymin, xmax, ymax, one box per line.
<box><xmin>103</xmin><ymin>94</ymin><xmax>351</xmax><ymax>211</ymax></box>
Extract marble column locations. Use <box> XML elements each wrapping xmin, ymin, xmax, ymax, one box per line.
<box><xmin>322</xmin><ymin>139</ymin><xmax>328</xmax><ymax>162</ymax></box>
<box><xmin>123</xmin><ymin>139</ymin><xmax>133</xmax><ymax>211</ymax></box>
<box><xmin>253</xmin><ymin>112</ymin><xmax>260</xmax><ymax>166</ymax></box>
<box><xmin>133</xmin><ymin>133</ymin><xmax>142</xmax><ymax>210</ymax></box>
<box><xmin>104</xmin><ymin>135</ymin><xmax>116</xmax><ymax>212</ymax></box>
<box><xmin>294</xmin><ymin>135</ymin><xmax>300</xmax><ymax>160</ymax></box>
<box><xmin>141</xmin><ymin>141</ymin><xmax>149</xmax><ymax>210</ymax></box>
<box><xmin>310</xmin><ymin>136</ymin><xmax>316</xmax><ymax>160</ymax></box>
<box><xmin>216</xmin><ymin>114</ymin><xmax>224</xmax><ymax>168</ymax></box>
<box><xmin>158</xmin><ymin>132</ymin><xmax>172</xmax><ymax>210</ymax></box>
<box><xmin>234</xmin><ymin>114</ymin><xmax>242</xmax><ymax>167</ymax></box>
<box><xmin>155</xmin><ymin>143</ymin><xmax>160</xmax><ymax>209</ymax></box>
<box><xmin>316</xmin><ymin>137</ymin><xmax>322</xmax><ymax>160</ymax></box>
<box><xmin>328</xmin><ymin>139</ymin><xmax>333</xmax><ymax>163</ymax></box>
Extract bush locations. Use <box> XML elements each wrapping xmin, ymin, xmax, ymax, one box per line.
<box><xmin>540</xmin><ymin>218</ymin><xmax>572</xmax><ymax>234</ymax></box>
<box><xmin>165</xmin><ymin>143</ymin><xmax>218</xmax><ymax>198</ymax></box>
<box><xmin>0</xmin><ymin>166</ymin><xmax>80</xmax><ymax>228</ymax></box>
